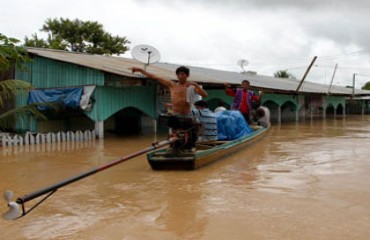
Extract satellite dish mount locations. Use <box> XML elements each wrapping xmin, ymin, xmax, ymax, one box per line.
<box><xmin>237</xmin><ymin>59</ymin><xmax>249</xmax><ymax>74</ymax></box>
<box><xmin>131</xmin><ymin>44</ymin><xmax>161</xmax><ymax>70</ymax></box>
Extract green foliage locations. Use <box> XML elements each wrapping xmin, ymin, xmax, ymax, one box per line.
<box><xmin>24</xmin><ymin>18</ymin><xmax>130</xmax><ymax>55</ymax></box>
<box><xmin>274</xmin><ymin>70</ymin><xmax>295</xmax><ymax>79</ymax></box>
<box><xmin>24</xmin><ymin>33</ymin><xmax>49</xmax><ymax>48</ymax></box>
<box><xmin>362</xmin><ymin>81</ymin><xmax>370</xmax><ymax>90</ymax></box>
<box><xmin>0</xmin><ymin>103</ymin><xmax>47</xmax><ymax>130</ymax></box>
<box><xmin>0</xmin><ymin>33</ymin><xmax>31</xmax><ymax>71</ymax></box>
<box><xmin>0</xmin><ymin>80</ymin><xmax>33</xmax><ymax>108</ymax></box>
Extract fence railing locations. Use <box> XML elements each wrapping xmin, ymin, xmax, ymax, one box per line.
<box><xmin>1</xmin><ymin>130</ymin><xmax>96</xmax><ymax>147</ymax></box>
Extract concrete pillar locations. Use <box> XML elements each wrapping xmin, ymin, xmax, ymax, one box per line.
<box><xmin>323</xmin><ymin>107</ymin><xmax>326</xmax><ymax>119</ymax></box>
<box><xmin>153</xmin><ymin>119</ymin><xmax>157</xmax><ymax>135</ymax></box>
<box><xmin>278</xmin><ymin>106</ymin><xmax>281</xmax><ymax>124</ymax></box>
<box><xmin>153</xmin><ymin>119</ymin><xmax>157</xmax><ymax>142</ymax></box>
<box><xmin>95</xmin><ymin>121</ymin><xmax>104</xmax><ymax>139</ymax></box>
<box><xmin>295</xmin><ymin>110</ymin><xmax>299</xmax><ymax>122</ymax></box>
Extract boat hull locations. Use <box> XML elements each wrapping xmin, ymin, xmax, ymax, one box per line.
<box><xmin>147</xmin><ymin>126</ymin><xmax>269</xmax><ymax>171</ymax></box>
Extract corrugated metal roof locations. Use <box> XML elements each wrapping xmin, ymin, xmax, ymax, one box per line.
<box><xmin>26</xmin><ymin>47</ymin><xmax>370</xmax><ymax>96</ymax></box>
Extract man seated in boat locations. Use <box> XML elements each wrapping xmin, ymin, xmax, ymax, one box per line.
<box><xmin>131</xmin><ymin>66</ymin><xmax>208</xmax><ymax>151</ymax></box>
<box><xmin>214</xmin><ymin>100</ymin><xmax>228</xmax><ymax>113</ymax></box>
<box><xmin>192</xmin><ymin>100</ymin><xmax>218</xmax><ymax>142</ymax></box>
<box><xmin>253</xmin><ymin>105</ymin><xmax>271</xmax><ymax>128</ymax></box>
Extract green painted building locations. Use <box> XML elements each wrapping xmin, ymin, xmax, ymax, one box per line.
<box><xmin>10</xmin><ymin>47</ymin><xmax>370</xmax><ymax>138</ymax></box>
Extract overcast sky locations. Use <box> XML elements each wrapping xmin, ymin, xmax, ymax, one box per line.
<box><xmin>2</xmin><ymin>0</ymin><xmax>370</xmax><ymax>88</ymax></box>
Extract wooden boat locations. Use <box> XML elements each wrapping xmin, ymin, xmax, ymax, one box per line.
<box><xmin>147</xmin><ymin>125</ymin><xmax>270</xmax><ymax>170</ymax></box>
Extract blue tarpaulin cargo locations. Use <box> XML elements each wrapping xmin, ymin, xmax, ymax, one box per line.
<box><xmin>216</xmin><ymin>110</ymin><xmax>253</xmax><ymax>140</ymax></box>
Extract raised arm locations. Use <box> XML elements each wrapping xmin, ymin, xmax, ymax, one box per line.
<box><xmin>224</xmin><ymin>83</ymin><xmax>236</xmax><ymax>97</ymax></box>
<box><xmin>131</xmin><ymin>67</ymin><xmax>173</xmax><ymax>88</ymax></box>
<box><xmin>187</xmin><ymin>81</ymin><xmax>208</xmax><ymax>98</ymax></box>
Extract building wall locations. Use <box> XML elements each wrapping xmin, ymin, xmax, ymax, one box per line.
<box><xmin>15</xmin><ymin>56</ymin><xmax>104</xmax><ymax>88</ymax></box>
<box><xmin>13</xmin><ymin>56</ymin><xmax>157</xmax><ymax>134</ymax></box>
<box><xmin>85</xmin><ymin>85</ymin><xmax>157</xmax><ymax>122</ymax></box>
<box><xmin>205</xmin><ymin>90</ymin><xmax>349</xmax><ymax>123</ymax></box>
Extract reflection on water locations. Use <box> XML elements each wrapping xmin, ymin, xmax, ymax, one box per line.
<box><xmin>1</xmin><ymin>116</ymin><xmax>370</xmax><ymax>239</ymax></box>
<box><xmin>2</xmin><ymin>140</ymin><xmax>97</xmax><ymax>156</ymax></box>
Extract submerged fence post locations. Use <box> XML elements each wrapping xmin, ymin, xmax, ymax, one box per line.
<box><xmin>41</xmin><ymin>134</ymin><xmax>46</xmax><ymax>144</ymax></box>
<box><xmin>46</xmin><ymin>133</ymin><xmax>51</xmax><ymax>143</ymax></box>
<box><xmin>51</xmin><ymin>133</ymin><xmax>56</xmax><ymax>143</ymax></box>
<box><xmin>12</xmin><ymin>135</ymin><xmax>18</xmax><ymax>146</ymax></box>
<box><xmin>25</xmin><ymin>132</ymin><xmax>30</xmax><ymax>145</ymax></box>
<box><xmin>18</xmin><ymin>136</ymin><xmax>23</xmax><ymax>146</ymax></box>
<box><xmin>30</xmin><ymin>134</ymin><xmax>35</xmax><ymax>145</ymax></box>
<box><xmin>76</xmin><ymin>130</ymin><xmax>82</xmax><ymax>141</ymax></box>
<box><xmin>61</xmin><ymin>132</ymin><xmax>66</xmax><ymax>142</ymax></box>
<box><xmin>56</xmin><ymin>132</ymin><xmax>61</xmax><ymax>142</ymax></box>
<box><xmin>35</xmin><ymin>134</ymin><xmax>41</xmax><ymax>144</ymax></box>
<box><xmin>70</xmin><ymin>131</ymin><xmax>75</xmax><ymax>142</ymax></box>
<box><xmin>66</xmin><ymin>131</ymin><xmax>71</xmax><ymax>142</ymax></box>
<box><xmin>1</xmin><ymin>135</ymin><xmax>6</xmax><ymax>146</ymax></box>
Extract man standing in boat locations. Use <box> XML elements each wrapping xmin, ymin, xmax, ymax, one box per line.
<box><xmin>224</xmin><ymin>80</ymin><xmax>261</xmax><ymax>124</ymax></box>
<box><xmin>131</xmin><ymin>66</ymin><xmax>208</xmax><ymax>150</ymax></box>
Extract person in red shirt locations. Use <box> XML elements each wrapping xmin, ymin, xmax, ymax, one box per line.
<box><xmin>225</xmin><ymin>80</ymin><xmax>261</xmax><ymax>124</ymax></box>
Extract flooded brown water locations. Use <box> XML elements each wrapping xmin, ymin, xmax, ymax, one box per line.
<box><xmin>1</xmin><ymin>115</ymin><xmax>370</xmax><ymax>240</ymax></box>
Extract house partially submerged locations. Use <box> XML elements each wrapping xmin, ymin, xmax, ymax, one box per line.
<box><xmin>9</xmin><ymin>47</ymin><xmax>370</xmax><ymax>138</ymax></box>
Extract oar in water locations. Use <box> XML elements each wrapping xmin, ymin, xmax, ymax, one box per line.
<box><xmin>2</xmin><ymin>137</ymin><xmax>178</xmax><ymax>220</ymax></box>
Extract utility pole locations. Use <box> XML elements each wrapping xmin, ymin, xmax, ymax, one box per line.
<box><xmin>352</xmin><ymin>73</ymin><xmax>356</xmax><ymax>97</ymax></box>
<box><xmin>296</xmin><ymin>56</ymin><xmax>318</xmax><ymax>93</ymax></box>
<box><xmin>327</xmin><ymin>63</ymin><xmax>338</xmax><ymax>95</ymax></box>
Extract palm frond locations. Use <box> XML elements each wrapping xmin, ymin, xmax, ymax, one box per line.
<box><xmin>0</xmin><ymin>79</ymin><xmax>33</xmax><ymax>108</ymax></box>
<box><xmin>0</xmin><ymin>102</ymin><xmax>61</xmax><ymax>131</ymax></box>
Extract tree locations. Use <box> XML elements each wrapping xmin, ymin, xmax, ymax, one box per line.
<box><xmin>24</xmin><ymin>18</ymin><xmax>130</xmax><ymax>55</ymax></box>
<box><xmin>362</xmin><ymin>81</ymin><xmax>370</xmax><ymax>90</ymax></box>
<box><xmin>274</xmin><ymin>70</ymin><xmax>295</xmax><ymax>79</ymax></box>
<box><xmin>0</xmin><ymin>34</ymin><xmax>52</xmax><ymax>131</ymax></box>
<box><xmin>0</xmin><ymin>33</ymin><xmax>30</xmax><ymax>71</ymax></box>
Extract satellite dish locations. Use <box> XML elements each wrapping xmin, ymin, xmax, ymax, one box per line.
<box><xmin>131</xmin><ymin>44</ymin><xmax>161</xmax><ymax>68</ymax></box>
<box><xmin>237</xmin><ymin>59</ymin><xmax>249</xmax><ymax>73</ymax></box>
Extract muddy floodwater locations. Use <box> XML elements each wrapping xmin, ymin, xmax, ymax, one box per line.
<box><xmin>1</xmin><ymin>115</ymin><xmax>370</xmax><ymax>240</ymax></box>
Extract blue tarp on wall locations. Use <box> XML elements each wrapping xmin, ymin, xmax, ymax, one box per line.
<box><xmin>216</xmin><ymin>110</ymin><xmax>253</xmax><ymax>140</ymax></box>
<box><xmin>28</xmin><ymin>87</ymin><xmax>83</xmax><ymax>110</ymax></box>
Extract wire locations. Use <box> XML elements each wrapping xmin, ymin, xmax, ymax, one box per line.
<box><xmin>355</xmin><ymin>73</ymin><xmax>370</xmax><ymax>78</ymax></box>
<box><xmin>314</xmin><ymin>65</ymin><xmax>370</xmax><ymax>72</ymax></box>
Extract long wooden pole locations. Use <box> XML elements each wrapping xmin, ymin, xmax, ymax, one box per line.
<box><xmin>12</xmin><ymin>137</ymin><xmax>177</xmax><ymax>217</ymax></box>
